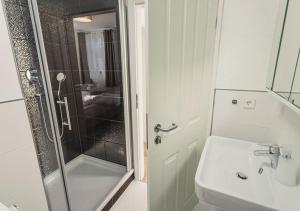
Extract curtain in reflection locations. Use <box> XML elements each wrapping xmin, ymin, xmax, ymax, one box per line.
<box><xmin>104</xmin><ymin>29</ymin><xmax>121</xmax><ymax>87</ymax></box>
<box><xmin>85</xmin><ymin>31</ymin><xmax>106</xmax><ymax>88</ymax></box>
<box><xmin>78</xmin><ymin>32</ymin><xmax>91</xmax><ymax>84</ymax></box>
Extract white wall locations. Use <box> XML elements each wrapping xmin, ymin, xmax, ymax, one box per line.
<box><xmin>215</xmin><ymin>0</ymin><xmax>280</xmax><ymax>91</ymax></box>
<box><xmin>211</xmin><ymin>0</ymin><xmax>300</xmax><ymax>168</ymax></box>
<box><xmin>0</xmin><ymin>0</ymin><xmax>22</xmax><ymax>102</ymax></box>
<box><xmin>0</xmin><ymin>2</ymin><xmax>49</xmax><ymax>211</ymax></box>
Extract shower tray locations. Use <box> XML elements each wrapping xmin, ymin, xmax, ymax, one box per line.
<box><xmin>44</xmin><ymin>155</ymin><xmax>126</xmax><ymax>211</ymax></box>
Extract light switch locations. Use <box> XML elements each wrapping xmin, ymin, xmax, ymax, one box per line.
<box><xmin>244</xmin><ymin>98</ymin><xmax>256</xmax><ymax>109</ymax></box>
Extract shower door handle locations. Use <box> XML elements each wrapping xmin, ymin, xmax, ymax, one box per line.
<box><xmin>57</xmin><ymin>97</ymin><xmax>72</xmax><ymax>131</ymax></box>
<box><xmin>63</xmin><ymin>97</ymin><xmax>72</xmax><ymax>131</ymax></box>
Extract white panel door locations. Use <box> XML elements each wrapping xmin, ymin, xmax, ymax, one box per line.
<box><xmin>148</xmin><ymin>0</ymin><xmax>219</xmax><ymax>210</ymax></box>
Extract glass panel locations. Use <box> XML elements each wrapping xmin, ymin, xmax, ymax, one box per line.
<box><xmin>73</xmin><ymin>13</ymin><xmax>126</xmax><ymax>166</ymax></box>
<box><xmin>32</xmin><ymin>0</ymin><xmax>128</xmax><ymax>210</ymax></box>
<box><xmin>3</xmin><ymin>1</ymin><xmax>69</xmax><ymax>210</ymax></box>
<box><xmin>290</xmin><ymin>49</ymin><xmax>300</xmax><ymax>107</ymax></box>
<box><xmin>272</xmin><ymin>0</ymin><xmax>299</xmax><ymax>100</ymax></box>
<box><xmin>283</xmin><ymin>0</ymin><xmax>300</xmax><ymax>108</ymax></box>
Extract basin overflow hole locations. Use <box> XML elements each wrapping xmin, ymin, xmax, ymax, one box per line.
<box><xmin>236</xmin><ymin>172</ymin><xmax>248</xmax><ymax>180</ymax></box>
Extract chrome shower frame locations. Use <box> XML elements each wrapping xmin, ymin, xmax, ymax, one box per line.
<box><xmin>28</xmin><ymin>1</ymin><xmax>72</xmax><ymax>210</ymax></box>
<box><xmin>28</xmin><ymin>0</ymin><xmax>133</xmax><ymax>210</ymax></box>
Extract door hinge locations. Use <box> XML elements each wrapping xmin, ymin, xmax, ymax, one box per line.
<box><xmin>215</xmin><ymin>16</ymin><xmax>218</xmax><ymax>29</ymax></box>
<box><xmin>136</xmin><ymin>94</ymin><xmax>138</xmax><ymax>109</ymax></box>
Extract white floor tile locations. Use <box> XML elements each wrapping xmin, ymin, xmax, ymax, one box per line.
<box><xmin>111</xmin><ymin>181</ymin><xmax>147</xmax><ymax>211</ymax></box>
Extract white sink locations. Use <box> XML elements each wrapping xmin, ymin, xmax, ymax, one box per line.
<box><xmin>195</xmin><ymin>136</ymin><xmax>300</xmax><ymax>211</ymax></box>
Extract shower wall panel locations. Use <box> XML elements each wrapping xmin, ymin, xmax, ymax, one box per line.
<box><xmin>36</xmin><ymin>1</ymin><xmax>127</xmax><ymax>165</ymax></box>
<box><xmin>3</xmin><ymin>0</ymin><xmax>59</xmax><ymax>176</ymax></box>
<box><xmin>62</xmin><ymin>0</ymin><xmax>119</xmax><ymax>15</ymax></box>
<box><xmin>37</xmin><ymin>3</ymin><xmax>83</xmax><ymax>163</ymax></box>
<box><xmin>4</xmin><ymin>0</ymin><xmax>128</xmax><ymax>171</ymax></box>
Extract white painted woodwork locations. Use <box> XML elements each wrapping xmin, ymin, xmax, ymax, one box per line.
<box><xmin>135</xmin><ymin>4</ymin><xmax>147</xmax><ymax>180</ymax></box>
<box><xmin>0</xmin><ymin>1</ymin><xmax>23</xmax><ymax>102</ymax></box>
<box><xmin>148</xmin><ymin>0</ymin><xmax>219</xmax><ymax>210</ymax></box>
<box><xmin>127</xmin><ymin>0</ymin><xmax>146</xmax><ymax>180</ymax></box>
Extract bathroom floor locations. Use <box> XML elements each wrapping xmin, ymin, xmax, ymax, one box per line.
<box><xmin>111</xmin><ymin>180</ymin><xmax>147</xmax><ymax>211</ymax></box>
<box><xmin>44</xmin><ymin>155</ymin><xmax>126</xmax><ymax>211</ymax></box>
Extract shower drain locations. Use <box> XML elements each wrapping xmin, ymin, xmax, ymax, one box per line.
<box><xmin>236</xmin><ymin>172</ymin><xmax>248</xmax><ymax>180</ymax></box>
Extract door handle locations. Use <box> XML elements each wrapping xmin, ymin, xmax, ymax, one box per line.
<box><xmin>154</xmin><ymin>123</ymin><xmax>178</xmax><ymax>133</ymax></box>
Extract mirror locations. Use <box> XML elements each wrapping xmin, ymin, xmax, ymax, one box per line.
<box><xmin>268</xmin><ymin>0</ymin><xmax>300</xmax><ymax>109</ymax></box>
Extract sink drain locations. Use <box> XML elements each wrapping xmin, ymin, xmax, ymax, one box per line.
<box><xmin>236</xmin><ymin>172</ymin><xmax>248</xmax><ymax>180</ymax></box>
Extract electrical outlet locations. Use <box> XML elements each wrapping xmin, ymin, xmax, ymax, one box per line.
<box><xmin>232</xmin><ymin>99</ymin><xmax>238</xmax><ymax>105</ymax></box>
<box><xmin>244</xmin><ymin>98</ymin><xmax>256</xmax><ymax>109</ymax></box>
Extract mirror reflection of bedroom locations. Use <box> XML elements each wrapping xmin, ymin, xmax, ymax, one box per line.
<box><xmin>73</xmin><ymin>12</ymin><xmax>126</xmax><ymax>163</ymax></box>
<box><xmin>74</xmin><ymin>12</ymin><xmax>123</xmax><ymax>123</ymax></box>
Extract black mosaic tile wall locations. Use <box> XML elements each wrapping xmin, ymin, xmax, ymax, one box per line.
<box><xmin>62</xmin><ymin>0</ymin><xmax>119</xmax><ymax>15</ymax></box>
<box><xmin>3</xmin><ymin>0</ymin><xmax>59</xmax><ymax>176</ymax></box>
<box><xmin>4</xmin><ymin>0</ymin><xmax>127</xmax><ymax>171</ymax></box>
<box><xmin>37</xmin><ymin>7</ymin><xmax>83</xmax><ymax>164</ymax></box>
<box><xmin>36</xmin><ymin>0</ymin><xmax>127</xmax><ymax>166</ymax></box>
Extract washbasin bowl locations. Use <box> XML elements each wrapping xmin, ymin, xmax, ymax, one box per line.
<box><xmin>195</xmin><ymin>136</ymin><xmax>300</xmax><ymax>211</ymax></box>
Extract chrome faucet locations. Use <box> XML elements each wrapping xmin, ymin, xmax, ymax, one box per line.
<box><xmin>253</xmin><ymin>144</ymin><xmax>281</xmax><ymax>169</ymax></box>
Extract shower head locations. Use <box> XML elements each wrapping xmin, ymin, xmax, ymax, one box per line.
<box><xmin>56</xmin><ymin>73</ymin><xmax>66</xmax><ymax>82</ymax></box>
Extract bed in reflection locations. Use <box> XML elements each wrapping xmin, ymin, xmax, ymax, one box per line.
<box><xmin>81</xmin><ymin>86</ymin><xmax>122</xmax><ymax>120</ymax></box>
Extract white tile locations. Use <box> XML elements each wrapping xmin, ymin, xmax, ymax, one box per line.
<box><xmin>0</xmin><ymin>100</ymin><xmax>34</xmax><ymax>156</ymax></box>
<box><xmin>0</xmin><ymin>145</ymin><xmax>49</xmax><ymax>211</ymax></box>
<box><xmin>212</xmin><ymin>90</ymin><xmax>275</xmax><ymax>143</ymax></box>
<box><xmin>0</xmin><ymin>2</ymin><xmax>23</xmax><ymax>102</ymax></box>
<box><xmin>110</xmin><ymin>181</ymin><xmax>147</xmax><ymax>211</ymax></box>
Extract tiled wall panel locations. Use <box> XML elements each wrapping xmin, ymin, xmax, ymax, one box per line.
<box><xmin>3</xmin><ymin>0</ymin><xmax>60</xmax><ymax>176</ymax></box>
<box><xmin>3</xmin><ymin>0</ymin><xmax>128</xmax><ymax>181</ymax></box>
<box><xmin>0</xmin><ymin>0</ymin><xmax>49</xmax><ymax>207</ymax></box>
<box><xmin>0</xmin><ymin>100</ymin><xmax>48</xmax><ymax>211</ymax></box>
<box><xmin>35</xmin><ymin>0</ymin><xmax>127</xmax><ymax>166</ymax></box>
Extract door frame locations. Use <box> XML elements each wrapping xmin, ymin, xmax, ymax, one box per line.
<box><xmin>208</xmin><ymin>0</ymin><xmax>226</xmax><ymax>135</ymax></box>
<box><xmin>119</xmin><ymin>0</ymin><xmax>134</xmax><ymax>172</ymax></box>
<box><xmin>127</xmin><ymin>0</ymin><xmax>147</xmax><ymax>181</ymax></box>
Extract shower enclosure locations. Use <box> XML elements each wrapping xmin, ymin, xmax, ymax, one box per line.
<box><xmin>22</xmin><ymin>0</ymin><xmax>131</xmax><ymax>210</ymax></box>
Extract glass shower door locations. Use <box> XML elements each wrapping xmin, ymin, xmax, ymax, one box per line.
<box><xmin>28</xmin><ymin>0</ymin><xmax>131</xmax><ymax>210</ymax></box>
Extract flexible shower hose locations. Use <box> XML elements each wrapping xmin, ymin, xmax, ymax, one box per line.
<box><xmin>37</xmin><ymin>80</ymin><xmax>65</xmax><ymax>143</ymax></box>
